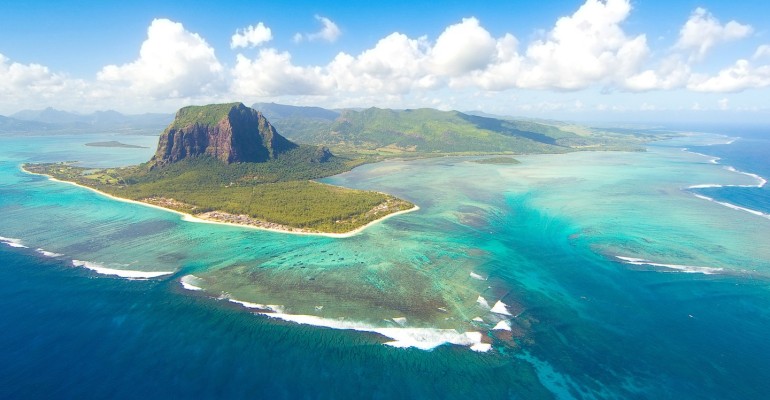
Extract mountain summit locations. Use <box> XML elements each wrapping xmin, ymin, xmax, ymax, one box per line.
<box><xmin>151</xmin><ymin>103</ymin><xmax>296</xmax><ymax>166</ymax></box>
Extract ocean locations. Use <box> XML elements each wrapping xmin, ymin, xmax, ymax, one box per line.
<box><xmin>1</xmin><ymin>129</ymin><xmax>769</xmax><ymax>399</ymax></box>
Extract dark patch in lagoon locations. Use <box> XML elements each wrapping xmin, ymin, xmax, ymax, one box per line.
<box><xmin>102</xmin><ymin>219</ymin><xmax>178</xmax><ymax>241</ymax></box>
<box><xmin>85</xmin><ymin>141</ymin><xmax>148</xmax><ymax>149</ymax></box>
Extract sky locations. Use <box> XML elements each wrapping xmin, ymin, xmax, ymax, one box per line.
<box><xmin>2</xmin><ymin>0</ymin><xmax>770</xmax><ymax>124</ymax></box>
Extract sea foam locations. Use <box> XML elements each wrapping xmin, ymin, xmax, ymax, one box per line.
<box><xmin>35</xmin><ymin>248</ymin><xmax>63</xmax><ymax>258</ymax></box>
<box><xmin>469</xmin><ymin>271</ymin><xmax>487</xmax><ymax>280</ymax></box>
<box><xmin>225</xmin><ymin>297</ymin><xmax>491</xmax><ymax>352</ymax></box>
<box><xmin>180</xmin><ymin>275</ymin><xmax>204</xmax><ymax>291</ymax></box>
<box><xmin>615</xmin><ymin>256</ymin><xmax>723</xmax><ymax>275</ymax></box>
<box><xmin>261</xmin><ymin>312</ymin><xmax>490</xmax><ymax>352</ymax></box>
<box><xmin>227</xmin><ymin>298</ymin><xmax>284</xmax><ymax>313</ymax></box>
<box><xmin>724</xmin><ymin>166</ymin><xmax>767</xmax><ymax>188</ymax></box>
<box><xmin>71</xmin><ymin>260</ymin><xmax>174</xmax><ymax>279</ymax></box>
<box><xmin>0</xmin><ymin>236</ymin><xmax>28</xmax><ymax>248</ymax></box>
<box><xmin>691</xmin><ymin>194</ymin><xmax>770</xmax><ymax>219</ymax></box>
<box><xmin>493</xmin><ymin>320</ymin><xmax>512</xmax><ymax>331</ymax></box>
<box><xmin>491</xmin><ymin>300</ymin><xmax>512</xmax><ymax>316</ymax></box>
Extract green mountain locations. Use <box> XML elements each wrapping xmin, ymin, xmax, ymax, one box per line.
<box><xmin>151</xmin><ymin>103</ymin><xmax>298</xmax><ymax>166</ymax></box>
<box><xmin>253</xmin><ymin>102</ymin><xmax>339</xmax><ymax>121</ymax></box>
<box><xmin>252</xmin><ymin>103</ymin><xmax>641</xmax><ymax>154</ymax></box>
<box><xmin>328</xmin><ymin>107</ymin><xmax>574</xmax><ymax>153</ymax></box>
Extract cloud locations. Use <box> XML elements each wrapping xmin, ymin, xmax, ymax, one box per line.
<box><xmin>295</xmin><ymin>15</ymin><xmax>341</xmax><ymax>43</ymax></box>
<box><xmin>622</xmin><ymin>7</ymin><xmax>757</xmax><ymax>92</ymax></box>
<box><xmin>97</xmin><ymin>18</ymin><xmax>225</xmax><ymax>98</ymax></box>
<box><xmin>235</xmin><ymin>1</ymin><xmax>652</xmax><ymax>100</ymax></box>
<box><xmin>328</xmin><ymin>32</ymin><xmax>434</xmax><ymax>93</ymax></box>
<box><xmin>754</xmin><ymin>45</ymin><xmax>770</xmax><ymax>60</ymax></box>
<box><xmin>231</xmin><ymin>22</ymin><xmax>272</xmax><ymax>49</ymax></box>
<box><xmin>675</xmin><ymin>8</ymin><xmax>752</xmax><ymax>62</ymax></box>
<box><xmin>467</xmin><ymin>0</ymin><xmax>648</xmax><ymax>91</ymax></box>
<box><xmin>623</xmin><ymin>56</ymin><xmax>691</xmax><ymax>91</ymax></box>
<box><xmin>0</xmin><ymin>53</ymin><xmax>88</xmax><ymax>111</ymax></box>
<box><xmin>231</xmin><ymin>49</ymin><xmax>330</xmax><ymax>96</ymax></box>
<box><xmin>6</xmin><ymin>0</ymin><xmax>770</xmax><ymax>115</ymax></box>
<box><xmin>688</xmin><ymin>59</ymin><xmax>770</xmax><ymax>92</ymax></box>
<box><xmin>0</xmin><ymin>54</ymin><xmax>62</xmax><ymax>92</ymax></box>
<box><xmin>516</xmin><ymin>0</ymin><xmax>648</xmax><ymax>90</ymax></box>
<box><xmin>430</xmin><ymin>18</ymin><xmax>496</xmax><ymax>76</ymax></box>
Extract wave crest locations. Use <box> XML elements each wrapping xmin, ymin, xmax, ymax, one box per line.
<box><xmin>72</xmin><ymin>260</ymin><xmax>174</xmax><ymax>279</ymax></box>
<box><xmin>615</xmin><ymin>256</ymin><xmax>723</xmax><ymax>275</ymax></box>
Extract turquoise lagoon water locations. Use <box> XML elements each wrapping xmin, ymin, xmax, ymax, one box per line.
<box><xmin>1</xmin><ymin>130</ymin><xmax>770</xmax><ymax>398</ymax></box>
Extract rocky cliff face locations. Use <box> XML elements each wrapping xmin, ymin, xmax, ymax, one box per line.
<box><xmin>151</xmin><ymin>103</ymin><xmax>297</xmax><ymax>166</ymax></box>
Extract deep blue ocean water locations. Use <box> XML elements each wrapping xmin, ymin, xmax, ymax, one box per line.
<box><xmin>2</xmin><ymin>130</ymin><xmax>770</xmax><ymax>399</ymax></box>
<box><xmin>688</xmin><ymin>128</ymin><xmax>770</xmax><ymax>216</ymax></box>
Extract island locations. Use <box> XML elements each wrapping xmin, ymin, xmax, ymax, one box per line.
<box><xmin>472</xmin><ymin>157</ymin><xmax>521</xmax><ymax>165</ymax></box>
<box><xmin>85</xmin><ymin>141</ymin><xmax>148</xmax><ymax>149</ymax></box>
<box><xmin>25</xmin><ymin>103</ymin><xmax>415</xmax><ymax>235</ymax></box>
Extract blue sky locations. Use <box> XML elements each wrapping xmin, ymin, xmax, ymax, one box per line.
<box><xmin>2</xmin><ymin>0</ymin><xmax>770</xmax><ymax>123</ymax></box>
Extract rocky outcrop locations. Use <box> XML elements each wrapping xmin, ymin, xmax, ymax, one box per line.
<box><xmin>151</xmin><ymin>103</ymin><xmax>297</xmax><ymax>166</ymax></box>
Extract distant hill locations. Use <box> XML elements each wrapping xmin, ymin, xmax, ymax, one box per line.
<box><xmin>152</xmin><ymin>103</ymin><xmax>299</xmax><ymax>166</ymax></box>
<box><xmin>257</xmin><ymin>103</ymin><xmax>654</xmax><ymax>154</ymax></box>
<box><xmin>252</xmin><ymin>102</ymin><xmax>339</xmax><ymax>121</ymax></box>
<box><xmin>254</xmin><ymin>104</ymin><xmax>577</xmax><ymax>153</ymax></box>
<box><xmin>0</xmin><ymin>115</ymin><xmax>52</xmax><ymax>133</ymax></box>
<box><xmin>5</xmin><ymin>107</ymin><xmax>172</xmax><ymax>134</ymax></box>
<box><xmin>12</xmin><ymin>107</ymin><xmax>86</xmax><ymax>124</ymax></box>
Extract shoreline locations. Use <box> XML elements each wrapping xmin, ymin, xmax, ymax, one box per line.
<box><xmin>21</xmin><ymin>165</ymin><xmax>419</xmax><ymax>238</ymax></box>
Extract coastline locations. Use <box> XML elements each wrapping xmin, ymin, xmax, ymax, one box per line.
<box><xmin>21</xmin><ymin>165</ymin><xmax>419</xmax><ymax>238</ymax></box>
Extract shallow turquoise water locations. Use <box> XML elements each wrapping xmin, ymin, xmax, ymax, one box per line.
<box><xmin>1</xmin><ymin>131</ymin><xmax>770</xmax><ymax>398</ymax></box>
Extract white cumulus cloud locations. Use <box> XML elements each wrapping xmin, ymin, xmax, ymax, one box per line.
<box><xmin>328</xmin><ymin>32</ymin><xmax>434</xmax><ymax>93</ymax></box>
<box><xmin>97</xmin><ymin>18</ymin><xmax>225</xmax><ymax>98</ymax></box>
<box><xmin>231</xmin><ymin>49</ymin><xmax>330</xmax><ymax>96</ymax></box>
<box><xmin>515</xmin><ymin>0</ymin><xmax>648</xmax><ymax>90</ymax></box>
<box><xmin>233</xmin><ymin>1</ymin><xmax>653</xmax><ymax>100</ymax></box>
<box><xmin>295</xmin><ymin>15</ymin><xmax>341</xmax><ymax>43</ymax></box>
<box><xmin>430</xmin><ymin>17</ymin><xmax>497</xmax><ymax>76</ymax></box>
<box><xmin>688</xmin><ymin>59</ymin><xmax>770</xmax><ymax>92</ymax></box>
<box><xmin>465</xmin><ymin>0</ymin><xmax>648</xmax><ymax>91</ymax></box>
<box><xmin>0</xmin><ymin>53</ymin><xmax>87</xmax><ymax>111</ymax></box>
<box><xmin>675</xmin><ymin>8</ymin><xmax>752</xmax><ymax>62</ymax></box>
<box><xmin>623</xmin><ymin>56</ymin><xmax>691</xmax><ymax>91</ymax></box>
<box><xmin>231</xmin><ymin>22</ymin><xmax>272</xmax><ymax>49</ymax></box>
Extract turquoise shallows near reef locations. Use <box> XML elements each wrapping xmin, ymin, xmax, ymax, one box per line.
<box><xmin>1</xmin><ymin>130</ymin><xmax>770</xmax><ymax>398</ymax></box>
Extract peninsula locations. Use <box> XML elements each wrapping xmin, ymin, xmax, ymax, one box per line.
<box><xmin>25</xmin><ymin>103</ymin><xmax>414</xmax><ymax>235</ymax></box>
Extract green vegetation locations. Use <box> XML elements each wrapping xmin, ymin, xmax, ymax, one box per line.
<box><xmin>258</xmin><ymin>105</ymin><xmax>657</xmax><ymax>156</ymax></box>
<box><xmin>169</xmin><ymin>103</ymin><xmax>242</xmax><ymax>129</ymax></box>
<box><xmin>24</xmin><ymin>147</ymin><xmax>412</xmax><ymax>234</ymax></box>
<box><xmin>472</xmin><ymin>157</ymin><xmax>521</xmax><ymax>165</ymax></box>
